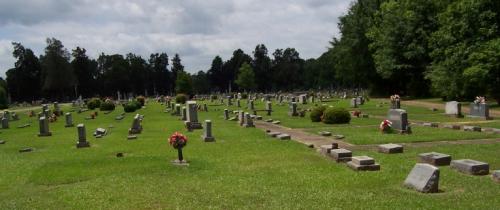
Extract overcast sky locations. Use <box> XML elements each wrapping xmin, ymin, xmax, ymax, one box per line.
<box><xmin>0</xmin><ymin>0</ymin><xmax>352</xmax><ymax>77</ymax></box>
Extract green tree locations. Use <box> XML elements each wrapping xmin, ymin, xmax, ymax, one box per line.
<box><xmin>7</xmin><ymin>42</ymin><xmax>41</xmax><ymax>101</ymax></box>
<box><xmin>175</xmin><ymin>71</ymin><xmax>192</xmax><ymax>95</ymax></box>
<box><xmin>252</xmin><ymin>44</ymin><xmax>272</xmax><ymax>91</ymax></box>
<box><xmin>207</xmin><ymin>56</ymin><xmax>224</xmax><ymax>91</ymax></box>
<box><xmin>72</xmin><ymin>47</ymin><xmax>98</xmax><ymax>98</ymax></box>
<box><xmin>149</xmin><ymin>53</ymin><xmax>170</xmax><ymax>95</ymax></box>
<box><xmin>0</xmin><ymin>86</ymin><xmax>8</xmax><ymax>109</ymax></box>
<box><xmin>40</xmin><ymin>38</ymin><xmax>75</xmax><ymax>99</ymax></box>
<box><xmin>192</xmin><ymin>71</ymin><xmax>210</xmax><ymax>94</ymax></box>
<box><xmin>427</xmin><ymin>0</ymin><xmax>500</xmax><ymax>102</ymax></box>
<box><xmin>223</xmin><ymin>49</ymin><xmax>252</xmax><ymax>92</ymax></box>
<box><xmin>235</xmin><ymin>62</ymin><xmax>256</xmax><ymax>91</ymax></box>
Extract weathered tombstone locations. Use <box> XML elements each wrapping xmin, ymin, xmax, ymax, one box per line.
<box><xmin>1</xmin><ymin>117</ymin><xmax>8</xmax><ymax>129</ymax></box>
<box><xmin>310</xmin><ymin>95</ymin><xmax>315</xmax><ymax>104</ymax></box>
<box><xmin>243</xmin><ymin>113</ymin><xmax>254</xmax><ymax>127</ymax></box>
<box><xmin>445</xmin><ymin>101</ymin><xmax>462</xmax><ymax>117</ymax></box>
<box><xmin>248</xmin><ymin>100</ymin><xmax>255</xmax><ymax>110</ymax></box>
<box><xmin>238</xmin><ymin>111</ymin><xmax>244</xmax><ymax>126</ymax></box>
<box><xmin>350</xmin><ymin>98</ymin><xmax>358</xmax><ymax>108</ymax></box>
<box><xmin>299</xmin><ymin>94</ymin><xmax>307</xmax><ymax>104</ymax></box>
<box><xmin>288</xmin><ymin>102</ymin><xmax>298</xmax><ymax>116</ymax></box>
<box><xmin>227</xmin><ymin>96</ymin><xmax>232</xmax><ymax>106</ymax></box>
<box><xmin>128</xmin><ymin>114</ymin><xmax>142</xmax><ymax>134</ymax></box>
<box><xmin>492</xmin><ymin>170</ymin><xmax>500</xmax><ymax>183</ymax></box>
<box><xmin>173</xmin><ymin>104</ymin><xmax>181</xmax><ymax>116</ymax></box>
<box><xmin>65</xmin><ymin>112</ymin><xmax>74</xmax><ymax>127</ymax></box>
<box><xmin>276</xmin><ymin>133</ymin><xmax>291</xmax><ymax>140</ymax></box>
<box><xmin>53</xmin><ymin>102</ymin><xmax>62</xmax><ymax>116</ymax></box>
<box><xmin>347</xmin><ymin>156</ymin><xmax>380</xmax><ymax>171</ymax></box>
<box><xmin>181</xmin><ymin>107</ymin><xmax>187</xmax><ymax>121</ymax></box>
<box><xmin>202</xmin><ymin>120</ymin><xmax>215</xmax><ymax>142</ymax></box>
<box><xmin>185</xmin><ymin>101</ymin><xmax>202</xmax><ymax>129</ymax></box>
<box><xmin>266</xmin><ymin>101</ymin><xmax>272</xmax><ymax>116</ymax></box>
<box><xmin>404</xmin><ymin>163</ymin><xmax>439</xmax><ymax>193</ymax></box>
<box><xmin>356</xmin><ymin>96</ymin><xmax>364</xmax><ymax>105</ymax></box>
<box><xmin>237</xmin><ymin>99</ymin><xmax>241</xmax><ymax>107</ymax></box>
<box><xmin>387</xmin><ymin>109</ymin><xmax>409</xmax><ymax>132</ymax></box>
<box><xmin>223</xmin><ymin>109</ymin><xmax>229</xmax><ymax>120</ymax></box>
<box><xmin>418</xmin><ymin>152</ymin><xmax>451</xmax><ymax>166</ymax></box>
<box><xmin>203</xmin><ymin>104</ymin><xmax>208</xmax><ymax>112</ymax></box>
<box><xmin>378</xmin><ymin>143</ymin><xmax>403</xmax><ymax>154</ymax></box>
<box><xmin>450</xmin><ymin>159</ymin><xmax>489</xmax><ymax>175</ymax></box>
<box><xmin>38</xmin><ymin>116</ymin><xmax>52</xmax><ymax>136</ymax></box>
<box><xmin>76</xmin><ymin>124</ymin><xmax>90</xmax><ymax>148</ymax></box>
<box><xmin>469</xmin><ymin>103</ymin><xmax>490</xmax><ymax>119</ymax></box>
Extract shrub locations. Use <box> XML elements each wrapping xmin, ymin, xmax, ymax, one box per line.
<box><xmin>322</xmin><ymin>107</ymin><xmax>351</xmax><ymax>124</ymax></box>
<box><xmin>241</xmin><ymin>93</ymin><xmax>248</xmax><ymax>99</ymax></box>
<box><xmin>310</xmin><ymin>105</ymin><xmax>327</xmax><ymax>122</ymax></box>
<box><xmin>87</xmin><ymin>98</ymin><xmax>102</xmax><ymax>110</ymax></box>
<box><xmin>210</xmin><ymin>95</ymin><xmax>218</xmax><ymax>100</ymax></box>
<box><xmin>123</xmin><ymin>101</ymin><xmax>141</xmax><ymax>113</ymax></box>
<box><xmin>136</xmin><ymin>96</ymin><xmax>145</xmax><ymax>106</ymax></box>
<box><xmin>175</xmin><ymin>94</ymin><xmax>188</xmax><ymax>104</ymax></box>
<box><xmin>100</xmin><ymin>100</ymin><xmax>115</xmax><ymax>111</ymax></box>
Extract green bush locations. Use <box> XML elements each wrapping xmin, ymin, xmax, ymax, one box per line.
<box><xmin>241</xmin><ymin>93</ymin><xmax>248</xmax><ymax>99</ymax></box>
<box><xmin>175</xmin><ymin>94</ymin><xmax>188</xmax><ymax>104</ymax></box>
<box><xmin>100</xmin><ymin>100</ymin><xmax>115</xmax><ymax>111</ymax></box>
<box><xmin>322</xmin><ymin>107</ymin><xmax>351</xmax><ymax>124</ymax></box>
<box><xmin>123</xmin><ymin>101</ymin><xmax>141</xmax><ymax>113</ymax></box>
<box><xmin>310</xmin><ymin>105</ymin><xmax>327</xmax><ymax>122</ymax></box>
<box><xmin>136</xmin><ymin>96</ymin><xmax>145</xmax><ymax>106</ymax></box>
<box><xmin>210</xmin><ymin>95</ymin><xmax>218</xmax><ymax>100</ymax></box>
<box><xmin>87</xmin><ymin>98</ymin><xmax>102</xmax><ymax>110</ymax></box>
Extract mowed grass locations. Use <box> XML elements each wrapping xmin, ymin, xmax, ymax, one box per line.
<box><xmin>0</xmin><ymin>101</ymin><xmax>499</xmax><ymax>209</ymax></box>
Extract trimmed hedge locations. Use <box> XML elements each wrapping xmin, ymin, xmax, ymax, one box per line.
<box><xmin>87</xmin><ymin>98</ymin><xmax>102</xmax><ymax>110</ymax></box>
<box><xmin>322</xmin><ymin>107</ymin><xmax>351</xmax><ymax>124</ymax></box>
<box><xmin>100</xmin><ymin>100</ymin><xmax>115</xmax><ymax>111</ymax></box>
<box><xmin>310</xmin><ymin>105</ymin><xmax>327</xmax><ymax>122</ymax></box>
<box><xmin>123</xmin><ymin>101</ymin><xmax>141</xmax><ymax>113</ymax></box>
<box><xmin>175</xmin><ymin>94</ymin><xmax>188</xmax><ymax>104</ymax></box>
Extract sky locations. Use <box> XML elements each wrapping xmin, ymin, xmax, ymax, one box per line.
<box><xmin>0</xmin><ymin>0</ymin><xmax>353</xmax><ymax>77</ymax></box>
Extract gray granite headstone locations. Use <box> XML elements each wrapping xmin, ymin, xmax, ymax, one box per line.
<box><xmin>65</xmin><ymin>112</ymin><xmax>74</xmax><ymax>127</ymax></box>
<box><xmin>1</xmin><ymin>117</ymin><xmax>8</xmax><ymax>129</ymax></box>
<box><xmin>404</xmin><ymin>163</ymin><xmax>439</xmax><ymax>193</ymax></box>
<box><xmin>288</xmin><ymin>102</ymin><xmax>298</xmax><ymax>116</ymax></box>
<box><xmin>350</xmin><ymin>98</ymin><xmax>358</xmax><ymax>108</ymax></box>
<box><xmin>243</xmin><ymin>113</ymin><xmax>254</xmax><ymax>127</ymax></box>
<box><xmin>76</xmin><ymin>124</ymin><xmax>90</xmax><ymax>148</ymax></box>
<box><xmin>387</xmin><ymin>109</ymin><xmax>408</xmax><ymax>131</ymax></box>
<box><xmin>445</xmin><ymin>101</ymin><xmax>461</xmax><ymax>117</ymax></box>
<box><xmin>469</xmin><ymin>103</ymin><xmax>489</xmax><ymax>119</ymax></box>
<box><xmin>38</xmin><ymin>116</ymin><xmax>52</xmax><ymax>136</ymax></box>
<box><xmin>202</xmin><ymin>120</ymin><xmax>215</xmax><ymax>142</ymax></box>
<box><xmin>223</xmin><ymin>109</ymin><xmax>229</xmax><ymax>120</ymax></box>
<box><xmin>418</xmin><ymin>152</ymin><xmax>451</xmax><ymax>166</ymax></box>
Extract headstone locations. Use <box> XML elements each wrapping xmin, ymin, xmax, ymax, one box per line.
<box><xmin>202</xmin><ymin>120</ymin><xmax>215</xmax><ymax>142</ymax></box>
<box><xmin>492</xmin><ymin>170</ymin><xmax>500</xmax><ymax>183</ymax></box>
<box><xmin>378</xmin><ymin>143</ymin><xmax>403</xmax><ymax>154</ymax></box>
<box><xmin>418</xmin><ymin>152</ymin><xmax>451</xmax><ymax>166</ymax></box>
<box><xmin>94</xmin><ymin>128</ymin><xmax>107</xmax><ymax>137</ymax></box>
<box><xmin>404</xmin><ymin>163</ymin><xmax>440</xmax><ymax>193</ymax></box>
<box><xmin>463</xmin><ymin>125</ymin><xmax>481</xmax><ymax>132</ymax></box>
<box><xmin>128</xmin><ymin>114</ymin><xmax>142</xmax><ymax>134</ymax></box>
<box><xmin>288</xmin><ymin>102</ymin><xmax>298</xmax><ymax>116</ymax></box>
<box><xmin>469</xmin><ymin>103</ymin><xmax>490</xmax><ymax>119</ymax></box>
<box><xmin>298</xmin><ymin>94</ymin><xmax>307</xmax><ymax>104</ymax></box>
<box><xmin>223</xmin><ymin>109</ymin><xmax>229</xmax><ymax>120</ymax></box>
<box><xmin>391</xmin><ymin>98</ymin><xmax>401</xmax><ymax>109</ymax></box>
<box><xmin>76</xmin><ymin>124</ymin><xmax>90</xmax><ymax>148</ymax></box>
<box><xmin>320</xmin><ymin>143</ymin><xmax>338</xmax><ymax>155</ymax></box>
<box><xmin>237</xmin><ymin>99</ymin><xmax>241</xmax><ymax>107</ymax></box>
<box><xmin>350</xmin><ymin>98</ymin><xmax>358</xmax><ymax>108</ymax></box>
<box><xmin>181</xmin><ymin>107</ymin><xmax>187</xmax><ymax>121</ymax></box>
<box><xmin>226</xmin><ymin>96</ymin><xmax>232</xmax><ymax>106</ymax></box>
<box><xmin>64</xmin><ymin>112</ymin><xmax>74</xmax><ymax>127</ymax></box>
<box><xmin>329</xmin><ymin>148</ymin><xmax>352</xmax><ymax>162</ymax></box>
<box><xmin>38</xmin><ymin>116</ymin><xmax>52</xmax><ymax>136</ymax></box>
<box><xmin>450</xmin><ymin>159</ymin><xmax>489</xmax><ymax>175</ymax></box>
<box><xmin>53</xmin><ymin>102</ymin><xmax>62</xmax><ymax>116</ymax></box>
<box><xmin>445</xmin><ymin>101</ymin><xmax>462</xmax><ymax>117</ymax></box>
<box><xmin>347</xmin><ymin>156</ymin><xmax>380</xmax><ymax>171</ymax></box>
<box><xmin>0</xmin><ymin>140</ymin><xmax>5</xmax><ymax>144</ymax></box>
<box><xmin>11</xmin><ymin>113</ymin><xmax>19</xmax><ymax>121</ymax></box>
<box><xmin>356</xmin><ymin>96</ymin><xmax>364</xmax><ymax>105</ymax></box>
<box><xmin>1</xmin><ymin>117</ymin><xmax>8</xmax><ymax>129</ymax></box>
<box><xmin>238</xmin><ymin>111</ymin><xmax>245</xmax><ymax>126</ymax></box>
<box><xmin>248</xmin><ymin>100</ymin><xmax>255</xmax><ymax>110</ymax></box>
<box><xmin>266</xmin><ymin>101</ymin><xmax>272</xmax><ymax>116</ymax></box>
<box><xmin>243</xmin><ymin>113</ymin><xmax>255</xmax><ymax>127</ymax></box>
<box><xmin>387</xmin><ymin>109</ymin><xmax>409</xmax><ymax>132</ymax></box>
<box><xmin>185</xmin><ymin>101</ymin><xmax>202</xmax><ymax>129</ymax></box>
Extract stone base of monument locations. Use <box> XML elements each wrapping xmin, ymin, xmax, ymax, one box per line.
<box><xmin>451</xmin><ymin>159</ymin><xmax>489</xmax><ymax>175</ymax></box>
<box><xmin>320</xmin><ymin>143</ymin><xmax>338</xmax><ymax>156</ymax></box>
<box><xmin>128</xmin><ymin>128</ymin><xmax>142</xmax><ymax>134</ymax></box>
<box><xmin>76</xmin><ymin>141</ymin><xmax>90</xmax><ymax>148</ymax></box>
<box><xmin>378</xmin><ymin>143</ymin><xmax>403</xmax><ymax>154</ymax></box>
<box><xmin>38</xmin><ymin>132</ymin><xmax>52</xmax><ymax>137</ymax></box>
<box><xmin>347</xmin><ymin>156</ymin><xmax>380</xmax><ymax>171</ymax></box>
<box><xmin>19</xmin><ymin>148</ymin><xmax>33</xmax><ymax>153</ymax></box>
<box><xmin>329</xmin><ymin>148</ymin><xmax>352</xmax><ymax>162</ymax></box>
<box><xmin>185</xmin><ymin>121</ymin><xmax>203</xmax><ymax>130</ymax></box>
<box><xmin>419</xmin><ymin>152</ymin><xmax>452</xmax><ymax>166</ymax></box>
<box><xmin>202</xmin><ymin>135</ymin><xmax>215</xmax><ymax>142</ymax></box>
<box><xmin>171</xmin><ymin>159</ymin><xmax>189</xmax><ymax>166</ymax></box>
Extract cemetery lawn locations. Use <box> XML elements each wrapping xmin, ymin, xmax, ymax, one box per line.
<box><xmin>1</xmin><ymin>101</ymin><xmax>499</xmax><ymax>209</ymax></box>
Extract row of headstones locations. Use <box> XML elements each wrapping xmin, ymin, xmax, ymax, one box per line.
<box><xmin>166</xmin><ymin>100</ymin><xmax>215</xmax><ymax>142</ymax></box>
<box><xmin>421</xmin><ymin>122</ymin><xmax>500</xmax><ymax>133</ymax></box>
<box><xmin>445</xmin><ymin>101</ymin><xmax>491</xmax><ymax>119</ymax></box>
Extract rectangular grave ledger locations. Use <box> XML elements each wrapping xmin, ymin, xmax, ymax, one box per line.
<box><xmin>450</xmin><ymin>159</ymin><xmax>489</xmax><ymax>175</ymax></box>
<box><xmin>418</xmin><ymin>152</ymin><xmax>451</xmax><ymax>166</ymax></box>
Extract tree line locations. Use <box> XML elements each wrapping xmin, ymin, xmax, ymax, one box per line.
<box><xmin>1</xmin><ymin>0</ymin><xmax>499</xmax><ymax>106</ymax></box>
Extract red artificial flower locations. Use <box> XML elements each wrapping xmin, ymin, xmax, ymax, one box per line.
<box><xmin>169</xmin><ymin>131</ymin><xmax>188</xmax><ymax>149</ymax></box>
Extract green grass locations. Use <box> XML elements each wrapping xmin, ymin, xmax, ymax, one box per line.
<box><xmin>0</xmin><ymin>101</ymin><xmax>499</xmax><ymax>209</ymax></box>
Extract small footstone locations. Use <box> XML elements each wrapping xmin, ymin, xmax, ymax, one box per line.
<box><xmin>19</xmin><ymin>148</ymin><xmax>33</xmax><ymax>153</ymax></box>
<box><xmin>272</xmin><ymin>121</ymin><xmax>281</xmax><ymax>124</ymax></box>
<box><xmin>333</xmin><ymin>135</ymin><xmax>345</xmax><ymax>140</ymax></box>
<box><xmin>265</xmin><ymin>119</ymin><xmax>273</xmax><ymax>122</ymax></box>
<box><xmin>463</xmin><ymin>125</ymin><xmax>481</xmax><ymax>132</ymax></box>
<box><xmin>228</xmin><ymin>117</ymin><xmax>237</xmax><ymax>121</ymax></box>
<box><xmin>423</xmin><ymin>122</ymin><xmax>439</xmax><ymax>128</ymax></box>
<box><xmin>116</xmin><ymin>153</ymin><xmax>124</xmax><ymax>158</ymax></box>
<box><xmin>418</xmin><ymin>152</ymin><xmax>452</xmax><ymax>166</ymax></box>
<box><xmin>492</xmin><ymin>128</ymin><xmax>500</xmax><ymax>134</ymax></box>
<box><xmin>267</xmin><ymin>132</ymin><xmax>281</xmax><ymax>137</ymax></box>
<box><xmin>404</xmin><ymin>163</ymin><xmax>440</xmax><ymax>193</ymax></box>
<box><xmin>127</xmin><ymin>135</ymin><xmax>138</xmax><ymax>140</ymax></box>
<box><xmin>307</xmin><ymin>144</ymin><xmax>314</xmax><ymax>148</ymax></box>
<box><xmin>351</xmin><ymin>156</ymin><xmax>375</xmax><ymax>165</ymax></box>
<box><xmin>319</xmin><ymin>131</ymin><xmax>331</xmax><ymax>136</ymax></box>
<box><xmin>492</xmin><ymin>170</ymin><xmax>500</xmax><ymax>183</ymax></box>
<box><xmin>378</xmin><ymin>143</ymin><xmax>403</xmax><ymax>154</ymax></box>
<box><xmin>17</xmin><ymin>124</ymin><xmax>31</xmax><ymax>128</ymax></box>
<box><xmin>0</xmin><ymin>140</ymin><xmax>5</xmax><ymax>144</ymax></box>
<box><xmin>443</xmin><ymin>124</ymin><xmax>461</xmax><ymax>130</ymax></box>
<box><xmin>347</xmin><ymin>156</ymin><xmax>380</xmax><ymax>171</ymax></box>
<box><xmin>451</xmin><ymin>159</ymin><xmax>489</xmax><ymax>175</ymax></box>
<box><xmin>276</xmin><ymin>134</ymin><xmax>291</xmax><ymax>140</ymax></box>
<box><xmin>330</xmin><ymin>148</ymin><xmax>352</xmax><ymax>162</ymax></box>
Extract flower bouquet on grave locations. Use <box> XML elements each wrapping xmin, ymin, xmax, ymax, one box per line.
<box><xmin>379</xmin><ymin>120</ymin><xmax>393</xmax><ymax>134</ymax></box>
<box><xmin>352</xmin><ymin>110</ymin><xmax>361</xmax><ymax>118</ymax></box>
<box><xmin>169</xmin><ymin>131</ymin><xmax>188</xmax><ymax>164</ymax></box>
<box><xmin>474</xmin><ymin>96</ymin><xmax>486</xmax><ymax>104</ymax></box>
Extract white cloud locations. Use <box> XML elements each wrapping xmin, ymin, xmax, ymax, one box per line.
<box><xmin>0</xmin><ymin>0</ymin><xmax>352</xmax><ymax>77</ymax></box>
